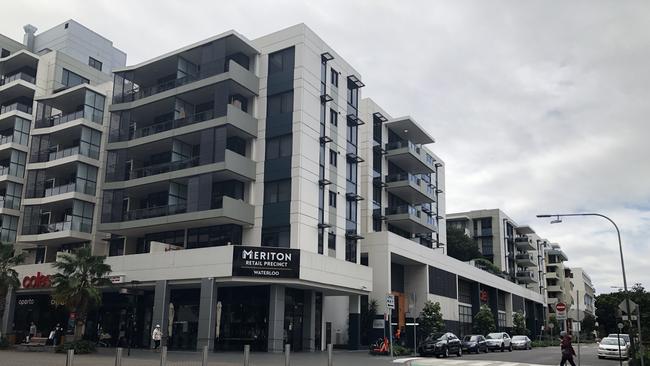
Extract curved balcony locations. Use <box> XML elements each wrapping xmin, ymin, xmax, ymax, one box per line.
<box><xmin>385</xmin><ymin>140</ymin><xmax>436</xmax><ymax>174</ymax></box>
<box><xmin>0</xmin><ymin>72</ymin><xmax>35</xmax><ymax>86</ymax></box>
<box><xmin>515</xmin><ymin>236</ymin><xmax>535</xmax><ymax>251</ymax></box>
<box><xmin>30</xmin><ymin>145</ymin><xmax>100</xmax><ymax>164</ymax></box>
<box><xmin>516</xmin><ymin>270</ymin><xmax>537</xmax><ymax>284</ymax></box>
<box><xmin>0</xmin><ymin>102</ymin><xmax>32</xmax><ymax>117</ymax></box>
<box><xmin>18</xmin><ymin>219</ymin><xmax>93</xmax><ymax>245</ymax></box>
<box><xmin>385</xmin><ymin>173</ymin><xmax>435</xmax><ymax>204</ymax></box>
<box><xmin>385</xmin><ymin>204</ymin><xmax>436</xmax><ymax>234</ymax></box>
<box><xmin>34</xmin><ymin>110</ymin><xmax>101</xmax><ymax>129</ymax></box>
<box><xmin>515</xmin><ymin>253</ymin><xmax>536</xmax><ymax>267</ymax></box>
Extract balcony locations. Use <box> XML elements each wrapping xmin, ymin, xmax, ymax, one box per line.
<box><xmin>385</xmin><ymin>173</ymin><xmax>436</xmax><ymax>204</ymax></box>
<box><xmin>385</xmin><ymin>204</ymin><xmax>436</xmax><ymax>234</ymax></box>
<box><xmin>0</xmin><ymin>102</ymin><xmax>32</xmax><ymax>117</ymax></box>
<box><xmin>18</xmin><ymin>219</ymin><xmax>93</xmax><ymax>245</ymax></box>
<box><xmin>515</xmin><ymin>236</ymin><xmax>535</xmax><ymax>250</ymax></box>
<box><xmin>31</xmin><ymin>145</ymin><xmax>100</xmax><ymax>164</ymax></box>
<box><xmin>546</xmin><ymin>271</ymin><xmax>559</xmax><ymax>280</ymax></box>
<box><xmin>385</xmin><ymin>140</ymin><xmax>436</xmax><ymax>174</ymax></box>
<box><xmin>547</xmin><ymin>284</ymin><xmax>563</xmax><ymax>293</ymax></box>
<box><xmin>515</xmin><ymin>253</ymin><xmax>536</xmax><ymax>267</ymax></box>
<box><xmin>0</xmin><ymin>74</ymin><xmax>36</xmax><ymax>101</ymax></box>
<box><xmin>98</xmin><ymin>196</ymin><xmax>254</xmax><ymax>237</ymax></box>
<box><xmin>34</xmin><ymin>110</ymin><xmax>94</xmax><ymax>129</ymax></box>
<box><xmin>516</xmin><ymin>270</ymin><xmax>537</xmax><ymax>284</ymax></box>
<box><xmin>547</xmin><ymin>248</ymin><xmax>569</xmax><ymax>261</ymax></box>
<box><xmin>0</xmin><ymin>72</ymin><xmax>35</xmax><ymax>86</ymax></box>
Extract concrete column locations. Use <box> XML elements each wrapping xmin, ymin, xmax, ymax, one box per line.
<box><xmin>267</xmin><ymin>285</ymin><xmax>285</xmax><ymax>352</ymax></box>
<box><xmin>348</xmin><ymin>295</ymin><xmax>360</xmax><ymax>350</ymax></box>
<box><xmin>302</xmin><ymin>290</ymin><xmax>315</xmax><ymax>351</ymax></box>
<box><xmin>151</xmin><ymin>280</ymin><xmax>170</xmax><ymax>348</ymax></box>
<box><xmin>1</xmin><ymin>288</ymin><xmax>15</xmax><ymax>336</ymax></box>
<box><xmin>196</xmin><ymin>278</ymin><xmax>218</xmax><ymax>351</ymax></box>
<box><xmin>505</xmin><ymin>292</ymin><xmax>513</xmax><ymax>328</ymax></box>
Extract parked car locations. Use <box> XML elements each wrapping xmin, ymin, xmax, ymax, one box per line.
<box><xmin>461</xmin><ymin>335</ymin><xmax>488</xmax><ymax>353</ymax></box>
<box><xmin>418</xmin><ymin>332</ymin><xmax>463</xmax><ymax>358</ymax></box>
<box><xmin>598</xmin><ymin>337</ymin><xmax>630</xmax><ymax>360</ymax></box>
<box><xmin>511</xmin><ymin>335</ymin><xmax>532</xmax><ymax>350</ymax></box>
<box><xmin>485</xmin><ymin>332</ymin><xmax>512</xmax><ymax>352</ymax></box>
<box><xmin>607</xmin><ymin>333</ymin><xmax>631</xmax><ymax>345</ymax></box>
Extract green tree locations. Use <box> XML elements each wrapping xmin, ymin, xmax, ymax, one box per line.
<box><xmin>51</xmin><ymin>247</ymin><xmax>111</xmax><ymax>340</ymax></box>
<box><xmin>419</xmin><ymin>300</ymin><xmax>445</xmax><ymax>338</ymax></box>
<box><xmin>473</xmin><ymin>258</ymin><xmax>503</xmax><ymax>276</ymax></box>
<box><xmin>581</xmin><ymin>313</ymin><xmax>596</xmax><ymax>338</ymax></box>
<box><xmin>360</xmin><ymin>299</ymin><xmax>378</xmax><ymax>345</ymax></box>
<box><xmin>0</xmin><ymin>243</ymin><xmax>24</xmax><ymax>324</ymax></box>
<box><xmin>473</xmin><ymin>304</ymin><xmax>496</xmax><ymax>335</ymax></box>
<box><xmin>446</xmin><ymin>227</ymin><xmax>482</xmax><ymax>261</ymax></box>
<box><xmin>513</xmin><ymin>311</ymin><xmax>529</xmax><ymax>335</ymax></box>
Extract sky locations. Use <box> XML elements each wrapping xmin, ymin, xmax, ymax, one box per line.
<box><xmin>2</xmin><ymin>0</ymin><xmax>649</xmax><ymax>295</ymax></box>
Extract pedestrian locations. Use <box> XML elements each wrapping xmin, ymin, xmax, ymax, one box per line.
<box><xmin>152</xmin><ymin>324</ymin><xmax>162</xmax><ymax>351</ymax></box>
<box><xmin>559</xmin><ymin>331</ymin><xmax>576</xmax><ymax>366</ymax></box>
<box><xmin>28</xmin><ymin>322</ymin><xmax>37</xmax><ymax>343</ymax></box>
<box><xmin>54</xmin><ymin>323</ymin><xmax>63</xmax><ymax>346</ymax></box>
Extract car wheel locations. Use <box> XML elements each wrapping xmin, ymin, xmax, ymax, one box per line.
<box><xmin>509</xmin><ymin>344</ymin><xmax>512</xmax><ymax>352</ymax></box>
<box><xmin>501</xmin><ymin>343</ymin><xmax>505</xmax><ymax>352</ymax></box>
<box><xmin>443</xmin><ymin>347</ymin><xmax>449</xmax><ymax>358</ymax></box>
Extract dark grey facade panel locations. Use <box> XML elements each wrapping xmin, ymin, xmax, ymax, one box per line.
<box><xmin>264</xmin><ymin>157</ymin><xmax>292</xmax><ymax>182</ymax></box>
<box><xmin>428</xmin><ymin>266</ymin><xmax>457</xmax><ymax>299</ymax></box>
<box><xmin>391</xmin><ymin>263</ymin><xmax>405</xmax><ymax>293</ymax></box>
<box><xmin>262</xmin><ymin>201</ymin><xmax>291</xmax><ymax>228</ymax></box>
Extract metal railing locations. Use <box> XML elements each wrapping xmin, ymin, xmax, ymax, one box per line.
<box><xmin>128</xmin><ymin>156</ymin><xmax>200</xmax><ymax>180</ymax></box>
<box><xmin>31</xmin><ymin>146</ymin><xmax>100</xmax><ymax>163</ymax></box>
<box><xmin>0</xmin><ymin>102</ymin><xmax>32</xmax><ymax>115</ymax></box>
<box><xmin>42</xmin><ymin>181</ymin><xmax>96</xmax><ymax>197</ymax></box>
<box><xmin>113</xmin><ymin>58</ymin><xmax>249</xmax><ymax>103</ymax></box>
<box><xmin>386</xmin><ymin>204</ymin><xmax>419</xmax><ymax>216</ymax></box>
<box><xmin>385</xmin><ymin>140</ymin><xmax>435</xmax><ymax>167</ymax></box>
<box><xmin>0</xmin><ymin>134</ymin><xmax>14</xmax><ymax>145</ymax></box>
<box><xmin>0</xmin><ymin>72</ymin><xmax>35</xmax><ymax>85</ymax></box>
<box><xmin>23</xmin><ymin>220</ymin><xmax>92</xmax><ymax>235</ymax></box>
<box><xmin>122</xmin><ymin>203</ymin><xmax>187</xmax><ymax>221</ymax></box>
<box><xmin>0</xmin><ymin>196</ymin><xmax>19</xmax><ymax>210</ymax></box>
<box><xmin>35</xmin><ymin>110</ymin><xmax>89</xmax><ymax>129</ymax></box>
<box><xmin>129</xmin><ymin>110</ymin><xmax>215</xmax><ymax>140</ymax></box>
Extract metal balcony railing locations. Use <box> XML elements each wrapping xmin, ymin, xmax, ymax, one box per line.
<box><xmin>35</xmin><ymin>110</ymin><xmax>96</xmax><ymax>129</ymax></box>
<box><xmin>43</xmin><ymin>181</ymin><xmax>96</xmax><ymax>197</ymax></box>
<box><xmin>122</xmin><ymin>203</ymin><xmax>187</xmax><ymax>221</ymax></box>
<box><xmin>31</xmin><ymin>146</ymin><xmax>100</xmax><ymax>163</ymax></box>
<box><xmin>0</xmin><ymin>72</ymin><xmax>35</xmax><ymax>85</ymax></box>
<box><xmin>24</xmin><ymin>219</ymin><xmax>93</xmax><ymax>235</ymax></box>
<box><xmin>0</xmin><ymin>102</ymin><xmax>32</xmax><ymax>115</ymax></box>
<box><xmin>129</xmin><ymin>156</ymin><xmax>200</xmax><ymax>180</ymax></box>
<box><xmin>128</xmin><ymin>110</ymin><xmax>214</xmax><ymax>141</ymax></box>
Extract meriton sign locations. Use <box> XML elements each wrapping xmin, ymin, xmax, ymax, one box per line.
<box><xmin>233</xmin><ymin>246</ymin><xmax>300</xmax><ymax>279</ymax></box>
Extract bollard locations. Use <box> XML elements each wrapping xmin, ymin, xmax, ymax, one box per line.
<box><xmin>202</xmin><ymin>345</ymin><xmax>209</xmax><ymax>366</ymax></box>
<box><xmin>243</xmin><ymin>344</ymin><xmax>250</xmax><ymax>366</ymax></box>
<box><xmin>115</xmin><ymin>347</ymin><xmax>123</xmax><ymax>366</ymax></box>
<box><xmin>66</xmin><ymin>349</ymin><xmax>74</xmax><ymax>366</ymax></box>
<box><xmin>327</xmin><ymin>344</ymin><xmax>333</xmax><ymax>366</ymax></box>
<box><xmin>160</xmin><ymin>345</ymin><xmax>168</xmax><ymax>366</ymax></box>
<box><xmin>284</xmin><ymin>344</ymin><xmax>290</xmax><ymax>366</ymax></box>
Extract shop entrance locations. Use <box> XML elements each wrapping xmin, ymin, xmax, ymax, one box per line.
<box><xmin>216</xmin><ymin>285</ymin><xmax>269</xmax><ymax>351</ymax></box>
<box><xmin>14</xmin><ymin>294</ymin><xmax>67</xmax><ymax>343</ymax></box>
<box><xmin>91</xmin><ymin>291</ymin><xmax>154</xmax><ymax>348</ymax></box>
<box><xmin>284</xmin><ymin>288</ymin><xmax>304</xmax><ymax>351</ymax></box>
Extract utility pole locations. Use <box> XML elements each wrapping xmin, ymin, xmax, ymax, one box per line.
<box><xmin>576</xmin><ymin>290</ymin><xmax>581</xmax><ymax>366</ymax></box>
<box><xmin>636</xmin><ymin>305</ymin><xmax>644</xmax><ymax>366</ymax></box>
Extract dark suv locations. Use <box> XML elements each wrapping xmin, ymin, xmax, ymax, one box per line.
<box><xmin>418</xmin><ymin>332</ymin><xmax>463</xmax><ymax>358</ymax></box>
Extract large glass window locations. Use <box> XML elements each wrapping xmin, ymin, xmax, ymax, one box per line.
<box><xmin>1</xmin><ymin>182</ymin><xmax>22</xmax><ymax>210</ymax></box>
<box><xmin>459</xmin><ymin>305</ymin><xmax>473</xmax><ymax>336</ymax></box>
<box><xmin>9</xmin><ymin>150</ymin><xmax>26</xmax><ymax>178</ymax></box>
<box><xmin>61</xmin><ymin>68</ymin><xmax>89</xmax><ymax>88</ymax></box>
<box><xmin>261</xmin><ymin>226</ymin><xmax>290</xmax><ymax>248</ymax></box>
<box><xmin>345</xmin><ymin>238</ymin><xmax>357</xmax><ymax>263</ymax></box>
<box><xmin>12</xmin><ymin>117</ymin><xmax>30</xmax><ymax>145</ymax></box>
<box><xmin>187</xmin><ymin>224</ymin><xmax>242</xmax><ymax>248</ymax></box>
<box><xmin>80</xmin><ymin>127</ymin><xmax>102</xmax><ymax>160</ymax></box>
<box><xmin>268</xmin><ymin>48</ymin><xmax>294</xmax><ymax>75</ymax></box>
<box><xmin>76</xmin><ymin>163</ymin><xmax>98</xmax><ymax>196</ymax></box>
<box><xmin>265</xmin><ymin>134</ymin><xmax>292</xmax><ymax>159</ymax></box>
<box><xmin>72</xmin><ymin>200</ymin><xmax>94</xmax><ymax>233</ymax></box>
<box><xmin>88</xmin><ymin>57</ymin><xmax>103</xmax><ymax>71</ymax></box>
<box><xmin>267</xmin><ymin>91</ymin><xmax>293</xmax><ymax>116</ymax></box>
<box><xmin>84</xmin><ymin>90</ymin><xmax>105</xmax><ymax>124</ymax></box>
<box><xmin>0</xmin><ymin>215</ymin><xmax>18</xmax><ymax>242</ymax></box>
<box><xmin>263</xmin><ymin>179</ymin><xmax>291</xmax><ymax>204</ymax></box>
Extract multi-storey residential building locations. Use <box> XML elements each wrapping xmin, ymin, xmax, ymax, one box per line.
<box><xmin>569</xmin><ymin>267</ymin><xmax>596</xmax><ymax>331</ymax></box>
<box><xmin>2</xmin><ymin>21</ymin><xmax>548</xmax><ymax>352</ymax></box>
<box><xmin>541</xmin><ymin>241</ymin><xmax>575</xmax><ymax>330</ymax></box>
<box><xmin>446</xmin><ymin>209</ymin><xmax>545</xmax><ymax>292</ymax></box>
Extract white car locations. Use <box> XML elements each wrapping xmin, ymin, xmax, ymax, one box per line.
<box><xmin>598</xmin><ymin>337</ymin><xmax>629</xmax><ymax>360</ymax></box>
<box><xmin>511</xmin><ymin>335</ymin><xmax>532</xmax><ymax>350</ymax></box>
<box><xmin>485</xmin><ymin>332</ymin><xmax>512</xmax><ymax>352</ymax></box>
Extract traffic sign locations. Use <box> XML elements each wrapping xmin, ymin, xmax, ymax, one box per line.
<box><xmin>556</xmin><ymin>302</ymin><xmax>567</xmax><ymax>320</ymax></box>
<box><xmin>556</xmin><ymin>302</ymin><xmax>567</xmax><ymax>312</ymax></box>
<box><xmin>619</xmin><ymin>300</ymin><xmax>638</xmax><ymax>315</ymax></box>
<box><xmin>386</xmin><ymin>294</ymin><xmax>395</xmax><ymax>310</ymax></box>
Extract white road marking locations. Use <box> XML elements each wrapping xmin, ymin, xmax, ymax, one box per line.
<box><xmin>405</xmin><ymin>359</ymin><xmax>555</xmax><ymax>366</ymax></box>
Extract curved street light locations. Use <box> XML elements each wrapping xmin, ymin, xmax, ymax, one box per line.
<box><xmin>535</xmin><ymin>213</ymin><xmax>635</xmax><ymax>352</ymax></box>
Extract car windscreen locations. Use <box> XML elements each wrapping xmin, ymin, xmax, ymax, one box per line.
<box><xmin>512</xmin><ymin>336</ymin><xmax>527</xmax><ymax>341</ymax></box>
<box><xmin>463</xmin><ymin>336</ymin><xmax>478</xmax><ymax>341</ymax></box>
<box><xmin>426</xmin><ymin>333</ymin><xmax>445</xmax><ymax>342</ymax></box>
<box><xmin>486</xmin><ymin>333</ymin><xmax>501</xmax><ymax>339</ymax></box>
<box><xmin>601</xmin><ymin>338</ymin><xmax>625</xmax><ymax>346</ymax></box>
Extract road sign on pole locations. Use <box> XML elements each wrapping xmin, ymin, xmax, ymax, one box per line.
<box><xmin>619</xmin><ymin>300</ymin><xmax>638</xmax><ymax>315</ymax></box>
<box><xmin>556</xmin><ymin>302</ymin><xmax>567</xmax><ymax>320</ymax></box>
<box><xmin>386</xmin><ymin>294</ymin><xmax>395</xmax><ymax>310</ymax></box>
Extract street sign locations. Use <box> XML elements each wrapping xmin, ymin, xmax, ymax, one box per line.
<box><xmin>618</xmin><ymin>323</ymin><xmax>624</xmax><ymax>330</ymax></box>
<box><xmin>386</xmin><ymin>294</ymin><xmax>395</xmax><ymax>310</ymax></box>
<box><xmin>556</xmin><ymin>302</ymin><xmax>567</xmax><ymax>320</ymax></box>
<box><xmin>619</xmin><ymin>300</ymin><xmax>638</xmax><ymax>315</ymax></box>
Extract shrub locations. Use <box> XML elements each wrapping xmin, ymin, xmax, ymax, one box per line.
<box><xmin>392</xmin><ymin>344</ymin><xmax>412</xmax><ymax>356</ymax></box>
<box><xmin>532</xmin><ymin>339</ymin><xmax>561</xmax><ymax>348</ymax></box>
<box><xmin>55</xmin><ymin>340</ymin><xmax>96</xmax><ymax>354</ymax></box>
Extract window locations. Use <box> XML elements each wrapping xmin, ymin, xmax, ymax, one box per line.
<box><xmin>267</xmin><ymin>91</ymin><xmax>293</xmax><ymax>116</ymax></box>
<box><xmin>498</xmin><ymin>311</ymin><xmax>506</xmax><ymax>328</ymax></box>
<box><xmin>61</xmin><ymin>68</ymin><xmax>89</xmax><ymax>88</ymax></box>
<box><xmin>84</xmin><ymin>90</ymin><xmax>105</xmax><ymax>124</ymax></box>
<box><xmin>264</xmin><ymin>179</ymin><xmax>291</xmax><ymax>203</ymax></box>
<box><xmin>345</xmin><ymin>238</ymin><xmax>357</xmax><ymax>262</ymax></box>
<box><xmin>109</xmin><ymin>238</ymin><xmax>125</xmax><ymax>257</ymax></box>
<box><xmin>88</xmin><ymin>57</ymin><xmax>103</xmax><ymax>71</ymax></box>
<box><xmin>328</xmin><ymin>191</ymin><xmax>337</xmax><ymax>207</ymax></box>
<box><xmin>262</xmin><ymin>226</ymin><xmax>290</xmax><ymax>248</ymax></box>
<box><xmin>329</xmin><ymin>149</ymin><xmax>337</xmax><ymax>167</ymax></box>
<box><xmin>187</xmin><ymin>224</ymin><xmax>242</xmax><ymax>248</ymax></box>
<box><xmin>346</xmin><ymin>200</ymin><xmax>357</xmax><ymax>222</ymax></box>
<box><xmin>330</xmin><ymin>108</ymin><xmax>338</xmax><ymax>126</ymax></box>
<box><xmin>0</xmin><ymin>215</ymin><xmax>18</xmax><ymax>242</ymax></box>
<box><xmin>268</xmin><ymin>48</ymin><xmax>294</xmax><ymax>75</ymax></box>
<box><xmin>1</xmin><ymin>49</ymin><xmax>9</xmax><ymax>58</ymax></box>
<box><xmin>266</xmin><ymin>134</ymin><xmax>292</xmax><ymax>159</ymax></box>
<box><xmin>76</xmin><ymin>163</ymin><xmax>98</xmax><ymax>195</ymax></box>
<box><xmin>459</xmin><ymin>305</ymin><xmax>473</xmax><ymax>336</ymax></box>
<box><xmin>328</xmin><ymin>232</ymin><xmax>336</xmax><ymax>250</ymax></box>
<box><xmin>330</xmin><ymin>68</ymin><xmax>339</xmax><ymax>87</ymax></box>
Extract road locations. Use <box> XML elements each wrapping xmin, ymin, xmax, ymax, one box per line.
<box><xmin>403</xmin><ymin>344</ymin><xmax>628</xmax><ymax>366</ymax></box>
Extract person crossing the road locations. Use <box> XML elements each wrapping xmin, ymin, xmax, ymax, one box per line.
<box><xmin>559</xmin><ymin>331</ymin><xmax>577</xmax><ymax>366</ymax></box>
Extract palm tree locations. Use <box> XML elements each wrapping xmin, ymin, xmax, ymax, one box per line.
<box><xmin>51</xmin><ymin>247</ymin><xmax>111</xmax><ymax>341</ymax></box>
<box><xmin>0</xmin><ymin>243</ymin><xmax>25</xmax><ymax>326</ymax></box>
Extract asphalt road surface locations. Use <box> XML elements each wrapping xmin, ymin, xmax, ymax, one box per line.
<box><xmin>403</xmin><ymin>343</ymin><xmax>628</xmax><ymax>366</ymax></box>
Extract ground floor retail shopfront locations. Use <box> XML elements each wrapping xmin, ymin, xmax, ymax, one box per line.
<box><xmin>4</xmin><ymin>245</ymin><xmax>372</xmax><ymax>352</ymax></box>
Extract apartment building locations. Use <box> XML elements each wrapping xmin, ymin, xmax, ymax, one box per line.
<box><xmin>569</xmin><ymin>267</ymin><xmax>596</xmax><ymax>331</ymax></box>
<box><xmin>541</xmin><ymin>241</ymin><xmax>575</xmax><ymax>329</ymax></box>
<box><xmin>3</xmin><ymin>21</ymin><xmax>547</xmax><ymax>352</ymax></box>
<box><xmin>446</xmin><ymin>209</ymin><xmax>545</xmax><ymax>292</ymax></box>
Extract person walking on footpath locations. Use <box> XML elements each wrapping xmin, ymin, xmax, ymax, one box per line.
<box><xmin>152</xmin><ymin>324</ymin><xmax>162</xmax><ymax>351</ymax></box>
<box><xmin>559</xmin><ymin>331</ymin><xmax>577</xmax><ymax>366</ymax></box>
<box><xmin>28</xmin><ymin>322</ymin><xmax>37</xmax><ymax>343</ymax></box>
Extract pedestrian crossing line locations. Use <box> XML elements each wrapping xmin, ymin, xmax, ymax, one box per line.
<box><xmin>402</xmin><ymin>359</ymin><xmax>555</xmax><ymax>366</ymax></box>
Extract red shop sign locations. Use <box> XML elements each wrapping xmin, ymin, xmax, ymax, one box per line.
<box><xmin>22</xmin><ymin>272</ymin><xmax>52</xmax><ymax>288</ymax></box>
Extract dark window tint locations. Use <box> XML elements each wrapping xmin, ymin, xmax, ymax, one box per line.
<box><xmin>61</xmin><ymin>68</ymin><xmax>89</xmax><ymax>88</ymax></box>
<box><xmin>264</xmin><ymin>179</ymin><xmax>291</xmax><ymax>203</ymax></box>
<box><xmin>266</xmin><ymin>134</ymin><xmax>292</xmax><ymax>159</ymax></box>
<box><xmin>328</xmin><ymin>232</ymin><xmax>336</xmax><ymax>250</ymax></box>
<box><xmin>1</xmin><ymin>49</ymin><xmax>9</xmax><ymax>58</ymax></box>
<box><xmin>328</xmin><ymin>191</ymin><xmax>337</xmax><ymax>207</ymax></box>
<box><xmin>267</xmin><ymin>91</ymin><xmax>293</xmax><ymax>116</ymax></box>
<box><xmin>330</xmin><ymin>68</ymin><xmax>339</xmax><ymax>87</ymax></box>
<box><xmin>330</xmin><ymin>108</ymin><xmax>338</xmax><ymax>126</ymax></box>
<box><xmin>268</xmin><ymin>48</ymin><xmax>294</xmax><ymax>75</ymax></box>
<box><xmin>262</xmin><ymin>226</ymin><xmax>290</xmax><ymax>248</ymax></box>
<box><xmin>88</xmin><ymin>57</ymin><xmax>102</xmax><ymax>71</ymax></box>
<box><xmin>329</xmin><ymin>149</ymin><xmax>337</xmax><ymax>167</ymax></box>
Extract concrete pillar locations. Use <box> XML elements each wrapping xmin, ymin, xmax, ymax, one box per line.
<box><xmin>268</xmin><ymin>285</ymin><xmax>285</xmax><ymax>352</ymax></box>
<box><xmin>505</xmin><ymin>292</ymin><xmax>513</xmax><ymax>328</ymax></box>
<box><xmin>1</xmin><ymin>288</ymin><xmax>15</xmax><ymax>336</ymax></box>
<box><xmin>348</xmin><ymin>295</ymin><xmax>360</xmax><ymax>350</ymax></box>
<box><xmin>151</xmin><ymin>280</ymin><xmax>170</xmax><ymax>348</ymax></box>
<box><xmin>196</xmin><ymin>278</ymin><xmax>218</xmax><ymax>351</ymax></box>
<box><xmin>302</xmin><ymin>290</ymin><xmax>315</xmax><ymax>351</ymax></box>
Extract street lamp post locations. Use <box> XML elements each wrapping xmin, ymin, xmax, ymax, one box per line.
<box><xmin>536</xmin><ymin>213</ymin><xmax>635</xmax><ymax>353</ymax></box>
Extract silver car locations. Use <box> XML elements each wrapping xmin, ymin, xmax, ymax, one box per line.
<box><xmin>598</xmin><ymin>337</ymin><xmax>629</xmax><ymax>360</ymax></box>
<box><xmin>511</xmin><ymin>335</ymin><xmax>532</xmax><ymax>350</ymax></box>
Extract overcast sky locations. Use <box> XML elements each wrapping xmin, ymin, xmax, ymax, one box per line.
<box><xmin>2</xmin><ymin>0</ymin><xmax>649</xmax><ymax>294</ymax></box>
